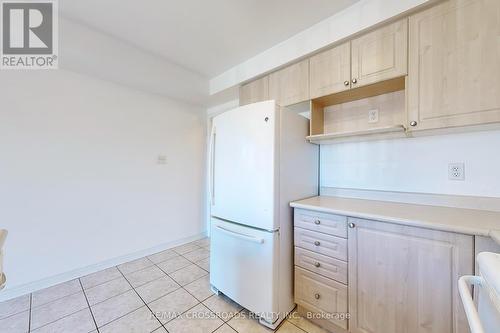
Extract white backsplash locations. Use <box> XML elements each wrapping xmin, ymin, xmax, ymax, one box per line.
<box><xmin>320</xmin><ymin>129</ymin><xmax>500</xmax><ymax>198</ymax></box>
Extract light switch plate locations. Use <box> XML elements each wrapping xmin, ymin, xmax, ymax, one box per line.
<box><xmin>448</xmin><ymin>163</ymin><xmax>465</xmax><ymax>181</ymax></box>
<box><xmin>157</xmin><ymin>155</ymin><xmax>167</xmax><ymax>165</ymax></box>
<box><xmin>368</xmin><ymin>109</ymin><xmax>379</xmax><ymax>123</ymax></box>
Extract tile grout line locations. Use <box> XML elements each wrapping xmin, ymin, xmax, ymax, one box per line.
<box><xmin>286</xmin><ymin>319</ymin><xmax>310</xmax><ymax>333</ymax></box>
<box><xmin>78</xmin><ymin>278</ymin><xmax>100</xmax><ymax>333</ymax></box>
<box><xmin>1</xmin><ymin>240</ymin><xmax>210</xmax><ymax>333</ymax></box>
<box><xmin>117</xmin><ymin>265</ymin><xmax>169</xmax><ymax>333</ymax></box>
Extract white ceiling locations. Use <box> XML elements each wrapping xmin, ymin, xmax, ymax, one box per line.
<box><xmin>60</xmin><ymin>0</ymin><xmax>359</xmax><ymax>78</ymax></box>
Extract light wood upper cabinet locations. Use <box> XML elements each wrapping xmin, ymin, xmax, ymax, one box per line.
<box><xmin>269</xmin><ymin>59</ymin><xmax>309</xmax><ymax>106</ymax></box>
<box><xmin>348</xmin><ymin>218</ymin><xmax>473</xmax><ymax>333</ymax></box>
<box><xmin>351</xmin><ymin>19</ymin><xmax>408</xmax><ymax>88</ymax></box>
<box><xmin>239</xmin><ymin>76</ymin><xmax>269</xmax><ymax>106</ymax></box>
<box><xmin>407</xmin><ymin>0</ymin><xmax>500</xmax><ymax>131</ymax></box>
<box><xmin>309</xmin><ymin>42</ymin><xmax>351</xmax><ymax>99</ymax></box>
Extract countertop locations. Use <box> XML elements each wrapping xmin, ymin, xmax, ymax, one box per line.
<box><xmin>290</xmin><ymin>196</ymin><xmax>500</xmax><ymax>241</ymax></box>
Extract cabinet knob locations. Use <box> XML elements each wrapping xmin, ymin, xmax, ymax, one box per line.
<box><xmin>349</xmin><ymin>222</ymin><xmax>356</xmax><ymax>228</ymax></box>
<box><xmin>410</xmin><ymin>121</ymin><xmax>418</xmax><ymax>127</ymax></box>
<box><xmin>314</xmin><ymin>262</ymin><xmax>321</xmax><ymax>268</ymax></box>
<box><xmin>314</xmin><ymin>241</ymin><xmax>321</xmax><ymax>246</ymax></box>
<box><xmin>314</xmin><ymin>220</ymin><xmax>321</xmax><ymax>225</ymax></box>
<box><xmin>351</xmin><ymin>78</ymin><xmax>358</xmax><ymax>84</ymax></box>
<box><xmin>344</xmin><ymin>80</ymin><xmax>350</xmax><ymax>86</ymax></box>
<box><xmin>314</xmin><ymin>293</ymin><xmax>321</xmax><ymax>299</ymax></box>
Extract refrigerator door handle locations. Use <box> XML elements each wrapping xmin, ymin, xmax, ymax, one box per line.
<box><xmin>215</xmin><ymin>225</ymin><xmax>264</xmax><ymax>244</ymax></box>
<box><xmin>458</xmin><ymin>275</ymin><xmax>486</xmax><ymax>333</ymax></box>
<box><xmin>209</xmin><ymin>125</ymin><xmax>216</xmax><ymax>206</ymax></box>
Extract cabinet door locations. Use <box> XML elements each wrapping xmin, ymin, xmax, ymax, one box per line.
<box><xmin>348</xmin><ymin>218</ymin><xmax>473</xmax><ymax>333</ymax></box>
<box><xmin>239</xmin><ymin>76</ymin><xmax>269</xmax><ymax>106</ymax></box>
<box><xmin>408</xmin><ymin>0</ymin><xmax>500</xmax><ymax>131</ymax></box>
<box><xmin>351</xmin><ymin>19</ymin><xmax>408</xmax><ymax>88</ymax></box>
<box><xmin>309</xmin><ymin>42</ymin><xmax>351</xmax><ymax>98</ymax></box>
<box><xmin>269</xmin><ymin>59</ymin><xmax>309</xmax><ymax>106</ymax></box>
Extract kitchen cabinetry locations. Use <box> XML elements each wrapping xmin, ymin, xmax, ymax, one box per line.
<box><xmin>239</xmin><ymin>75</ymin><xmax>269</xmax><ymax>106</ymax></box>
<box><xmin>407</xmin><ymin>0</ymin><xmax>500</xmax><ymax>131</ymax></box>
<box><xmin>348</xmin><ymin>217</ymin><xmax>473</xmax><ymax>333</ymax></box>
<box><xmin>351</xmin><ymin>19</ymin><xmax>408</xmax><ymax>88</ymax></box>
<box><xmin>293</xmin><ymin>209</ymin><xmax>349</xmax><ymax>331</ymax></box>
<box><xmin>269</xmin><ymin>59</ymin><xmax>309</xmax><ymax>106</ymax></box>
<box><xmin>293</xmin><ymin>208</ymin><xmax>474</xmax><ymax>333</ymax></box>
<box><xmin>309</xmin><ymin>42</ymin><xmax>351</xmax><ymax>99</ymax></box>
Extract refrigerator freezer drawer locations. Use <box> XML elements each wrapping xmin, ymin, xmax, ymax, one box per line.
<box><xmin>210</xmin><ymin>218</ymin><xmax>279</xmax><ymax>319</ymax></box>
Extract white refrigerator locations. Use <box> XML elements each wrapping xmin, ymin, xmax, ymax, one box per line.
<box><xmin>209</xmin><ymin>100</ymin><xmax>318</xmax><ymax>329</ymax></box>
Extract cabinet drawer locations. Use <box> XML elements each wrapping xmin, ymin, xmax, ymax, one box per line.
<box><xmin>295</xmin><ymin>266</ymin><xmax>348</xmax><ymax>330</ymax></box>
<box><xmin>294</xmin><ymin>209</ymin><xmax>347</xmax><ymax>238</ymax></box>
<box><xmin>295</xmin><ymin>247</ymin><xmax>348</xmax><ymax>284</ymax></box>
<box><xmin>295</xmin><ymin>228</ymin><xmax>347</xmax><ymax>261</ymax></box>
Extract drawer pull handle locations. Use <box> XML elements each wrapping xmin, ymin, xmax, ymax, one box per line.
<box><xmin>314</xmin><ymin>220</ymin><xmax>321</xmax><ymax>225</ymax></box>
<box><xmin>349</xmin><ymin>222</ymin><xmax>356</xmax><ymax>228</ymax></box>
<box><xmin>314</xmin><ymin>293</ymin><xmax>321</xmax><ymax>300</ymax></box>
<box><xmin>314</xmin><ymin>241</ymin><xmax>321</xmax><ymax>246</ymax></box>
<box><xmin>314</xmin><ymin>262</ymin><xmax>321</xmax><ymax>268</ymax></box>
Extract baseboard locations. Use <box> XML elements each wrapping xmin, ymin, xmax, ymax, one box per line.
<box><xmin>320</xmin><ymin>187</ymin><xmax>500</xmax><ymax>212</ymax></box>
<box><xmin>0</xmin><ymin>231</ymin><xmax>207</xmax><ymax>302</ymax></box>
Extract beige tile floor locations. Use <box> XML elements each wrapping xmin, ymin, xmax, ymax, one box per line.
<box><xmin>0</xmin><ymin>238</ymin><xmax>327</xmax><ymax>333</ymax></box>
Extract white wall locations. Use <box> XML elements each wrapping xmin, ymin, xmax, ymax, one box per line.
<box><xmin>320</xmin><ymin>130</ymin><xmax>500</xmax><ymax>198</ymax></box>
<box><xmin>60</xmin><ymin>18</ymin><xmax>208</xmax><ymax>106</ymax></box>
<box><xmin>0</xmin><ymin>69</ymin><xmax>206</xmax><ymax>298</ymax></box>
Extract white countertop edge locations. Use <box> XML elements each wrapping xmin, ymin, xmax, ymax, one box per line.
<box><xmin>290</xmin><ymin>201</ymin><xmax>492</xmax><ymax>237</ymax></box>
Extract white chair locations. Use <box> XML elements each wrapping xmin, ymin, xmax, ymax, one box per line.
<box><xmin>0</xmin><ymin>229</ymin><xmax>7</xmax><ymax>290</ymax></box>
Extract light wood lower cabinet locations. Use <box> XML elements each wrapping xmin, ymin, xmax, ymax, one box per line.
<box><xmin>294</xmin><ymin>209</ymin><xmax>474</xmax><ymax>333</ymax></box>
<box><xmin>295</xmin><ymin>267</ymin><xmax>348</xmax><ymax>330</ymax></box>
<box><xmin>347</xmin><ymin>217</ymin><xmax>473</xmax><ymax>333</ymax></box>
<box><xmin>407</xmin><ymin>0</ymin><xmax>500</xmax><ymax>131</ymax></box>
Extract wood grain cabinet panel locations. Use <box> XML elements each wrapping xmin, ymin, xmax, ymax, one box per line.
<box><xmin>348</xmin><ymin>217</ymin><xmax>473</xmax><ymax>333</ymax></box>
<box><xmin>294</xmin><ymin>209</ymin><xmax>347</xmax><ymax>238</ymax></box>
<box><xmin>269</xmin><ymin>59</ymin><xmax>309</xmax><ymax>106</ymax></box>
<box><xmin>407</xmin><ymin>0</ymin><xmax>500</xmax><ymax>131</ymax></box>
<box><xmin>239</xmin><ymin>76</ymin><xmax>269</xmax><ymax>106</ymax></box>
<box><xmin>351</xmin><ymin>19</ymin><xmax>408</xmax><ymax>88</ymax></box>
<box><xmin>295</xmin><ymin>227</ymin><xmax>348</xmax><ymax>261</ymax></box>
<box><xmin>309</xmin><ymin>42</ymin><xmax>351</xmax><ymax>98</ymax></box>
<box><xmin>295</xmin><ymin>266</ymin><xmax>348</xmax><ymax>330</ymax></box>
<box><xmin>294</xmin><ymin>247</ymin><xmax>348</xmax><ymax>284</ymax></box>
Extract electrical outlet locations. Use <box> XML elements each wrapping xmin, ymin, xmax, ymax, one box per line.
<box><xmin>448</xmin><ymin>163</ymin><xmax>465</xmax><ymax>181</ymax></box>
<box><xmin>368</xmin><ymin>109</ymin><xmax>379</xmax><ymax>123</ymax></box>
<box><xmin>157</xmin><ymin>155</ymin><xmax>167</xmax><ymax>165</ymax></box>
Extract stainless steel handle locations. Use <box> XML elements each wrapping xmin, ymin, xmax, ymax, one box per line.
<box><xmin>349</xmin><ymin>223</ymin><xmax>355</xmax><ymax>228</ymax></box>
<box><xmin>352</xmin><ymin>78</ymin><xmax>357</xmax><ymax>84</ymax></box>
<box><xmin>410</xmin><ymin>121</ymin><xmax>418</xmax><ymax>127</ymax></box>
<box><xmin>314</xmin><ymin>241</ymin><xmax>321</xmax><ymax>246</ymax></box>
<box><xmin>314</xmin><ymin>293</ymin><xmax>320</xmax><ymax>300</ymax></box>
<box><xmin>314</xmin><ymin>220</ymin><xmax>321</xmax><ymax>225</ymax></box>
<box><xmin>215</xmin><ymin>225</ymin><xmax>264</xmax><ymax>244</ymax></box>
<box><xmin>314</xmin><ymin>262</ymin><xmax>321</xmax><ymax>268</ymax></box>
<box><xmin>344</xmin><ymin>80</ymin><xmax>350</xmax><ymax>86</ymax></box>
